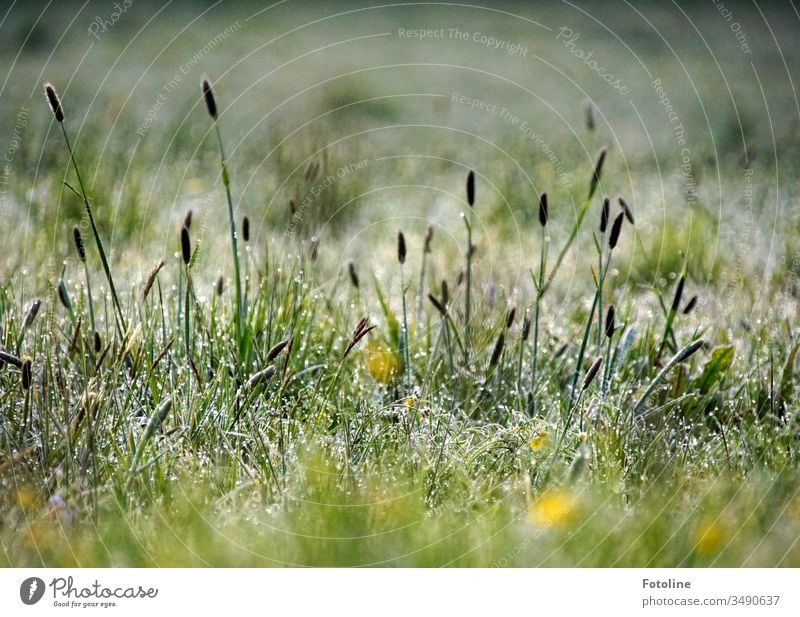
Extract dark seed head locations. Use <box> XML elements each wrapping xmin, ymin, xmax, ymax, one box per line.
<box><xmin>242</xmin><ymin>216</ymin><xmax>250</xmax><ymax>242</ymax></box>
<box><xmin>94</xmin><ymin>331</ymin><xmax>102</xmax><ymax>353</ymax></box>
<box><xmin>585</xmin><ymin>101</ymin><xmax>595</xmax><ymax>132</ymax></box>
<box><xmin>310</xmin><ymin>236</ymin><xmax>320</xmax><ymax>261</ymax></box>
<box><xmin>424</xmin><ymin>225</ymin><xmax>434</xmax><ymax>254</ymax></box>
<box><xmin>582</xmin><ymin>356</ymin><xmax>604</xmax><ymax>391</ymax></box>
<box><xmin>72</xmin><ymin>226</ymin><xmax>86</xmax><ymax>262</ymax></box>
<box><xmin>683</xmin><ymin>294</ymin><xmax>698</xmax><ymax>315</ymax></box>
<box><xmin>618</xmin><ymin>197</ymin><xmax>635</xmax><ymax>224</ymax></box>
<box><xmin>397</xmin><ymin>231</ymin><xmax>406</xmax><ymax>265</ymax></box>
<box><xmin>201</xmin><ymin>78</ymin><xmax>217</xmax><ymax>119</ymax></box>
<box><xmin>538</xmin><ymin>192</ymin><xmax>549</xmax><ymax>227</ymax></box>
<box><xmin>428</xmin><ymin>293</ymin><xmax>446</xmax><ymax>316</ymax></box>
<box><xmin>24</xmin><ymin>299</ymin><xmax>42</xmax><ymax>329</ymax></box>
<box><xmin>266</xmin><ymin>338</ymin><xmax>292</xmax><ymax>362</ymax></box>
<box><xmin>489</xmin><ymin>332</ymin><xmax>505</xmax><ymax>367</ymax></box>
<box><xmin>506</xmin><ymin>307</ymin><xmax>516</xmax><ymax>329</ymax></box>
<box><xmin>44</xmin><ymin>83</ymin><xmax>64</xmax><ymax>122</ymax></box>
<box><xmin>216</xmin><ymin>276</ymin><xmax>224</xmax><ymax>296</ymax></box>
<box><xmin>605</xmin><ymin>304</ymin><xmax>616</xmax><ymax>338</ymax></box>
<box><xmin>348</xmin><ymin>261</ymin><xmax>359</xmax><ymax>289</ymax></box>
<box><xmin>183</xmin><ymin>209</ymin><xmax>193</xmax><ymax>230</ymax></box>
<box><xmin>21</xmin><ymin>357</ymin><xmax>32</xmax><ymax>390</ymax></box>
<box><xmin>441</xmin><ymin>280</ymin><xmax>449</xmax><ymax>306</ymax></box>
<box><xmin>671</xmin><ymin>275</ymin><xmax>686</xmax><ymax>313</ymax></box>
<box><xmin>676</xmin><ymin>339</ymin><xmax>704</xmax><ymax>363</ymax></box>
<box><xmin>180</xmin><ymin>226</ymin><xmax>191</xmax><ymax>265</ymax></box>
<box><xmin>466</xmin><ymin>170</ymin><xmax>475</xmax><ymax>207</ymax></box>
<box><xmin>57</xmin><ymin>280</ymin><xmax>71</xmax><ymax>311</ymax></box>
<box><xmin>600</xmin><ymin>197</ymin><xmax>610</xmax><ymax>233</ymax></box>
<box><xmin>609</xmin><ymin>211</ymin><xmax>624</xmax><ymax>249</ymax></box>
<box><xmin>588</xmin><ymin>147</ymin><xmax>607</xmax><ymax>200</ymax></box>
<box><xmin>521</xmin><ymin>315</ymin><xmax>531</xmax><ymax>341</ymax></box>
<box><xmin>457</xmin><ymin>270</ymin><xmax>465</xmax><ymax>286</ymax></box>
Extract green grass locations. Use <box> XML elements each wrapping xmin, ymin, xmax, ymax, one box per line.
<box><xmin>2</xmin><ymin>1</ymin><xmax>800</xmax><ymax>567</ymax></box>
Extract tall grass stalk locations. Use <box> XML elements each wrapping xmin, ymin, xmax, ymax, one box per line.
<box><xmin>202</xmin><ymin>78</ymin><xmax>247</xmax><ymax>368</ymax></box>
<box><xmin>45</xmin><ymin>84</ymin><xmax>126</xmax><ymax>338</ymax></box>
<box><xmin>540</xmin><ymin>148</ymin><xmax>606</xmax><ymax>297</ymax></box>
<box><xmin>463</xmin><ymin>170</ymin><xmax>475</xmax><ymax>361</ymax></box>
<box><xmin>529</xmin><ymin>192</ymin><xmax>549</xmax><ymax>416</ymax></box>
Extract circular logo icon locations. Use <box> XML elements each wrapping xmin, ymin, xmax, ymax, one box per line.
<box><xmin>20</xmin><ymin>577</ymin><xmax>45</xmax><ymax>605</ymax></box>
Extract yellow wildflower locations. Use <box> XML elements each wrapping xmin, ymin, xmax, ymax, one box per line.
<box><xmin>366</xmin><ymin>342</ymin><xmax>403</xmax><ymax>384</ymax></box>
<box><xmin>693</xmin><ymin>518</ymin><xmax>724</xmax><ymax>555</ymax></box>
<box><xmin>528</xmin><ymin>489</ymin><xmax>577</xmax><ymax>528</ymax></box>
<box><xmin>530</xmin><ymin>432</ymin><xmax>548</xmax><ymax>451</ymax></box>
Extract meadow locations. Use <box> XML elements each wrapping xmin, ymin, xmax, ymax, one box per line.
<box><xmin>1</xmin><ymin>1</ymin><xmax>800</xmax><ymax>567</ymax></box>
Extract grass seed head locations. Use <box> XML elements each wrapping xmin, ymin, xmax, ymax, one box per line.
<box><xmin>348</xmin><ymin>261</ymin><xmax>359</xmax><ymax>289</ymax></box>
<box><xmin>521</xmin><ymin>314</ymin><xmax>531</xmax><ymax>341</ymax></box>
<box><xmin>466</xmin><ymin>170</ymin><xmax>475</xmax><ymax>207</ymax></box>
<box><xmin>44</xmin><ymin>83</ymin><xmax>64</xmax><ymax>122</ymax></box>
<box><xmin>609</xmin><ymin>211</ymin><xmax>624</xmax><ymax>249</ymax></box>
<box><xmin>266</xmin><ymin>338</ymin><xmax>292</xmax><ymax>362</ymax></box>
<box><xmin>342</xmin><ymin>318</ymin><xmax>376</xmax><ymax>361</ymax></box>
<box><xmin>72</xmin><ymin>226</ymin><xmax>86</xmax><ymax>262</ymax></box>
<box><xmin>428</xmin><ymin>293</ymin><xmax>447</xmax><ymax>316</ymax></box>
<box><xmin>582</xmin><ymin>355</ymin><xmax>604</xmax><ymax>391</ymax></box>
<box><xmin>242</xmin><ymin>216</ymin><xmax>250</xmax><ymax>242</ymax></box>
<box><xmin>585</xmin><ymin>100</ymin><xmax>595</xmax><ymax>132</ymax></box>
<box><xmin>183</xmin><ymin>209</ymin><xmax>193</xmax><ymax>230</ymax></box>
<box><xmin>57</xmin><ymin>280</ymin><xmax>72</xmax><ymax>311</ymax></box>
<box><xmin>605</xmin><ymin>304</ymin><xmax>616</xmax><ymax>338</ymax></box>
<box><xmin>588</xmin><ymin>147</ymin><xmax>607</xmax><ymax>200</ymax></box>
<box><xmin>683</xmin><ymin>294</ymin><xmax>698</xmax><ymax>315</ymax></box>
<box><xmin>600</xmin><ymin>197</ymin><xmax>610</xmax><ymax>232</ymax></box>
<box><xmin>671</xmin><ymin>274</ymin><xmax>686</xmax><ymax>313</ymax></box>
<box><xmin>489</xmin><ymin>332</ymin><xmax>505</xmax><ymax>367</ymax></box>
<box><xmin>310</xmin><ymin>236</ymin><xmax>320</xmax><ymax>261</ymax></box>
<box><xmin>397</xmin><ymin>231</ymin><xmax>406</xmax><ymax>264</ymax></box>
<box><xmin>180</xmin><ymin>226</ymin><xmax>191</xmax><ymax>265</ymax></box>
<box><xmin>215</xmin><ymin>275</ymin><xmax>224</xmax><ymax>296</ymax></box>
<box><xmin>94</xmin><ymin>331</ymin><xmax>102</xmax><ymax>353</ymax></box>
<box><xmin>24</xmin><ymin>299</ymin><xmax>42</xmax><ymax>329</ymax></box>
<box><xmin>424</xmin><ymin>225</ymin><xmax>434</xmax><ymax>253</ymax></box>
<box><xmin>506</xmin><ymin>307</ymin><xmax>516</xmax><ymax>329</ymax></box>
<box><xmin>142</xmin><ymin>260</ymin><xmax>166</xmax><ymax>301</ymax></box>
<box><xmin>618</xmin><ymin>196</ymin><xmax>635</xmax><ymax>224</ymax></box>
<box><xmin>21</xmin><ymin>357</ymin><xmax>32</xmax><ymax>390</ymax></box>
<box><xmin>245</xmin><ymin>365</ymin><xmax>277</xmax><ymax>391</ymax></box>
<box><xmin>201</xmin><ymin>78</ymin><xmax>217</xmax><ymax>119</ymax></box>
<box><xmin>538</xmin><ymin>192</ymin><xmax>549</xmax><ymax>226</ymax></box>
<box><xmin>441</xmin><ymin>280</ymin><xmax>449</xmax><ymax>306</ymax></box>
<box><xmin>0</xmin><ymin>349</ymin><xmax>22</xmax><ymax>368</ymax></box>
